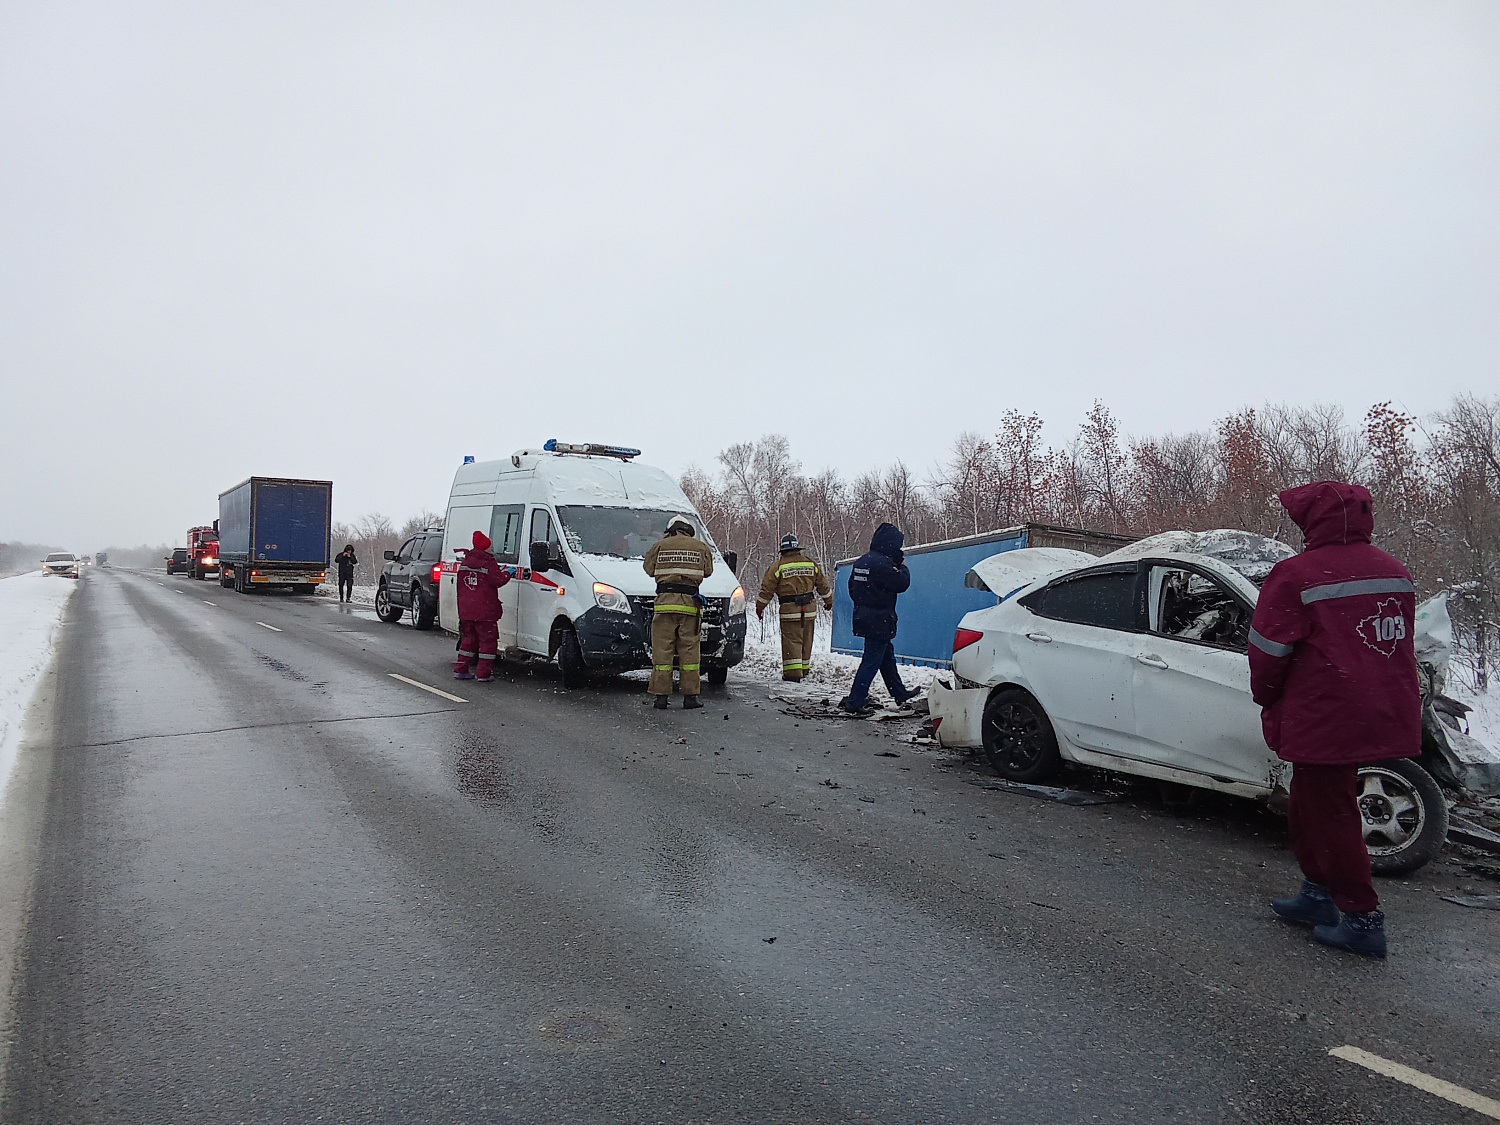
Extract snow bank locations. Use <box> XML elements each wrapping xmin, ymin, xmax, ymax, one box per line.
<box><xmin>1452</xmin><ymin>680</ymin><xmax>1499</xmax><ymax>749</ymax></box>
<box><xmin>0</xmin><ymin>573</ymin><xmax>76</xmax><ymax>808</ymax></box>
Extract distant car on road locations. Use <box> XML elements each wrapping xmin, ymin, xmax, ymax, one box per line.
<box><xmin>165</xmin><ymin>548</ymin><xmax>190</xmax><ymax>575</ymax></box>
<box><xmin>377</xmin><ymin>528</ymin><xmax>444</xmax><ymax>630</ymax></box>
<box><xmin>43</xmin><ymin>552</ymin><xmax>80</xmax><ymax>579</ymax></box>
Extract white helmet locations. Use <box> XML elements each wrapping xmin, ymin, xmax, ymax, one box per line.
<box><xmin>666</xmin><ymin>514</ymin><xmax>696</xmax><ymax>536</ymax></box>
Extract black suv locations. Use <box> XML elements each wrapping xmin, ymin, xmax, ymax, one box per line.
<box><xmin>376</xmin><ymin>528</ymin><xmax>444</xmax><ymax>630</ymax></box>
<box><xmin>165</xmin><ymin>547</ymin><xmax>190</xmax><ymax>575</ymax></box>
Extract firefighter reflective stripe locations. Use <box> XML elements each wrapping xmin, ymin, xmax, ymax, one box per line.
<box><xmin>680</xmin><ymin>663</ymin><xmax>700</xmax><ymax>671</ymax></box>
<box><xmin>776</xmin><ymin>561</ymin><xmax>817</xmax><ymax>577</ymax></box>
<box><xmin>1249</xmin><ymin>628</ymin><xmax>1294</xmax><ymax>657</ymax></box>
<box><xmin>653</xmin><ymin>548</ymin><xmax>707</xmax><ymax>580</ymax></box>
<box><xmin>1300</xmin><ymin>577</ymin><xmax>1415</xmax><ymax>604</ymax></box>
<box><xmin>655</xmin><ymin>664</ymin><xmax>673</xmax><ymax>671</ymax></box>
<box><xmin>654</xmin><ymin>603</ymin><xmax>700</xmax><ymax>614</ymax></box>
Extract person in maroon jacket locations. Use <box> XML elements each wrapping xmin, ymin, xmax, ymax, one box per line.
<box><xmin>1250</xmin><ymin>481</ymin><xmax>1420</xmax><ymax>959</ymax></box>
<box><xmin>453</xmin><ymin>530</ymin><xmax>511</xmax><ymax>683</ymax></box>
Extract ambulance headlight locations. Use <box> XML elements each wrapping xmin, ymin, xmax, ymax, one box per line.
<box><xmin>592</xmin><ymin>582</ymin><xmax>631</xmax><ymax>613</ymax></box>
<box><xmin>729</xmin><ymin>585</ymin><xmax>746</xmax><ymax>616</ymax></box>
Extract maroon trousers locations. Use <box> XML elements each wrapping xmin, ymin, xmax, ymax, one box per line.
<box><xmin>1287</xmin><ymin>763</ymin><xmax>1378</xmax><ymax>913</ymax></box>
<box><xmin>455</xmin><ymin>619</ymin><xmax>499</xmax><ymax>678</ymax></box>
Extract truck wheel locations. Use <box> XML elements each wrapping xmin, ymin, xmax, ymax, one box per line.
<box><xmin>1360</xmin><ymin>759</ymin><xmax>1448</xmax><ymax>875</ymax></box>
<box><xmin>410</xmin><ymin>586</ymin><xmax>435</xmax><ymax>630</ymax></box>
<box><xmin>557</xmin><ymin>626</ymin><xmax>589</xmax><ymax>689</ymax></box>
<box><xmin>982</xmin><ymin>687</ymin><xmax>1062</xmax><ymax>784</ymax></box>
<box><xmin>220</xmin><ymin>569</ymin><xmax>233</xmax><ymax>589</ymax></box>
<box><xmin>295</xmin><ymin>584</ymin><xmax>317</xmax><ymax>596</ymax></box>
<box><xmin>375</xmin><ymin>584</ymin><xmax>402</xmax><ymax>623</ymax></box>
<box><xmin>707</xmin><ymin>665</ymin><xmax>728</xmax><ymax>686</ymax></box>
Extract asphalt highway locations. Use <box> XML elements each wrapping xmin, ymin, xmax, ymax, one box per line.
<box><xmin>2</xmin><ymin>567</ymin><xmax>1496</xmax><ymax>1123</ymax></box>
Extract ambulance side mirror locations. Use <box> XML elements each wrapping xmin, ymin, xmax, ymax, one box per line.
<box><xmin>529</xmin><ymin>541</ymin><xmax>551</xmax><ymax>574</ymax></box>
<box><xmin>723</xmin><ymin>550</ymin><xmax>738</xmax><ymax>573</ymax></box>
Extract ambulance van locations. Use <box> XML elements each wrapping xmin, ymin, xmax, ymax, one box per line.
<box><xmin>439</xmin><ymin>441</ymin><xmax>747</xmax><ymax>686</ymax></box>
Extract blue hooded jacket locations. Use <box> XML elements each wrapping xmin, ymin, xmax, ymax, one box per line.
<box><xmin>848</xmin><ymin>522</ymin><xmax>910</xmax><ymax>640</ymax></box>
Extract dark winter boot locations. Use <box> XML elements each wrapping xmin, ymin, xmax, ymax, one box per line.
<box><xmin>454</xmin><ymin>670</ymin><xmax>475</xmax><ymax>681</ymax></box>
<box><xmin>838</xmin><ymin>696</ymin><xmax>873</xmax><ymax>715</ymax></box>
<box><xmin>653</xmin><ymin>695</ymin><xmax>670</xmax><ymax>710</ymax></box>
<box><xmin>683</xmin><ymin>695</ymin><xmax>703</xmax><ymax>710</ymax></box>
<box><xmin>1271</xmin><ymin>881</ymin><xmax>1340</xmax><ymax>927</ymax></box>
<box><xmin>1314</xmin><ymin>911</ymin><xmax>1387</xmax><ymax>959</ymax></box>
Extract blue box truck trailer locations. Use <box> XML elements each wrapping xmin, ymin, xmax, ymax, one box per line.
<box><xmin>831</xmin><ymin>523</ymin><xmax>1135</xmax><ymax>668</ymax></box>
<box><xmin>217</xmin><ymin>477</ymin><xmax>333</xmax><ymax>595</ymax></box>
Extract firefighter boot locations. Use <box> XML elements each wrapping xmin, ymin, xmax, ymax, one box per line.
<box><xmin>1314</xmin><ymin>911</ymin><xmax>1387</xmax><ymax>959</ymax></box>
<box><xmin>683</xmin><ymin>695</ymin><xmax>702</xmax><ymax>710</ymax></box>
<box><xmin>653</xmin><ymin>695</ymin><xmax>670</xmax><ymax>710</ymax></box>
<box><xmin>1272</xmin><ymin>881</ymin><xmax>1340</xmax><ymax>927</ymax></box>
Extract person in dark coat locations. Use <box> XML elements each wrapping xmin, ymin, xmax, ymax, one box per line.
<box><xmin>839</xmin><ymin>522</ymin><xmax>919</xmax><ymax>713</ymax></box>
<box><xmin>335</xmin><ymin>544</ymin><xmax>358</xmax><ymax>602</ymax></box>
<box><xmin>453</xmin><ymin>530</ymin><xmax>511</xmax><ymax>682</ymax></box>
<box><xmin>1251</xmin><ymin>481</ymin><xmax>1420</xmax><ymax>959</ymax></box>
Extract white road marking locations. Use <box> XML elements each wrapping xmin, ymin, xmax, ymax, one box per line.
<box><xmin>387</xmin><ymin>673</ymin><xmax>467</xmax><ymax>704</ymax></box>
<box><xmin>255</xmin><ymin>622</ymin><xmax>281</xmax><ymax>632</ymax></box>
<box><xmin>1330</xmin><ymin>1045</ymin><xmax>1500</xmax><ymax>1120</ymax></box>
<box><xmin>203</xmin><ymin>600</ymin><xmax>216</xmax><ymax>606</ymax></box>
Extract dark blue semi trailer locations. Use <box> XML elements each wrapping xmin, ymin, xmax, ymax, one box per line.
<box><xmin>831</xmin><ymin>523</ymin><xmax>1135</xmax><ymax>668</ymax></box>
<box><xmin>217</xmin><ymin>477</ymin><xmax>332</xmax><ymax>594</ymax></box>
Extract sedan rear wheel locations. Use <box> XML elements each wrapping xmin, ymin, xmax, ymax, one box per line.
<box><xmin>982</xmin><ymin>687</ymin><xmax>1062</xmax><ymax>784</ymax></box>
<box><xmin>1359</xmin><ymin>759</ymin><xmax>1448</xmax><ymax>875</ymax></box>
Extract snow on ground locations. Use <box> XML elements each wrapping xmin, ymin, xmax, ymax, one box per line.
<box><xmin>0</xmin><ymin>572</ymin><xmax>76</xmax><ymax>809</ymax></box>
<box><xmin>317</xmin><ymin>581</ymin><xmax>377</xmax><ymax>607</ymax></box>
<box><xmin>1451</xmin><ymin>677</ymin><xmax>1499</xmax><ymax>749</ymax></box>
<box><xmin>728</xmin><ymin>609</ymin><xmax>946</xmax><ymax>703</ymax></box>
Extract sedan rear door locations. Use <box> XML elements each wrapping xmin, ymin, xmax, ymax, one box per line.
<box><xmin>1014</xmin><ymin>565</ymin><xmax>1141</xmax><ymax>756</ymax></box>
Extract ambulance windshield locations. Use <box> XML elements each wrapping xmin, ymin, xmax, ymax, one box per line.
<box><xmin>555</xmin><ymin>506</ymin><xmax>701</xmax><ymax>559</ymax></box>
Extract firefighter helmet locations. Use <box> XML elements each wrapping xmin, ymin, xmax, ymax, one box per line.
<box><xmin>780</xmin><ymin>533</ymin><xmax>800</xmax><ymax>552</ymax></box>
<box><xmin>666</xmin><ymin>514</ymin><xmax>696</xmax><ymax>537</ymax></box>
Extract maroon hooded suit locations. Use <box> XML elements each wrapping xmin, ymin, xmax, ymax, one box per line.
<box><xmin>454</xmin><ymin>530</ymin><xmax>511</xmax><ymax>679</ymax></box>
<box><xmin>1249</xmin><ymin>481</ymin><xmax>1419</xmax><ymax>912</ymax></box>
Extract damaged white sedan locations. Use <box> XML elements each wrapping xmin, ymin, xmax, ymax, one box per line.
<box><xmin>930</xmin><ymin>531</ymin><xmax>1464</xmax><ymax>875</ymax></box>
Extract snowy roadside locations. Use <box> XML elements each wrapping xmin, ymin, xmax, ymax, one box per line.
<box><xmin>316</xmin><ymin>582</ymin><xmax>377</xmax><ymax>608</ymax></box>
<box><xmin>0</xmin><ymin>573</ymin><xmax>76</xmax><ymax>809</ymax></box>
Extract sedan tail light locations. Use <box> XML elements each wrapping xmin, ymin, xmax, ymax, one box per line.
<box><xmin>953</xmin><ymin>627</ymin><xmax>984</xmax><ymax>653</ymax></box>
<box><xmin>431</xmin><ymin>563</ymin><xmax>442</xmax><ymax>583</ymax></box>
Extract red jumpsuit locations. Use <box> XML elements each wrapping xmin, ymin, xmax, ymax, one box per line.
<box><xmin>454</xmin><ymin>530</ymin><xmax>511</xmax><ymax>680</ymax></box>
<box><xmin>1249</xmin><ymin>481</ymin><xmax>1420</xmax><ymax>913</ymax></box>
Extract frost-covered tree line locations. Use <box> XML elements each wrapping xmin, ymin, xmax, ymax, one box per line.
<box><xmin>682</xmin><ymin>396</ymin><xmax>1500</xmax><ymax>691</ymax></box>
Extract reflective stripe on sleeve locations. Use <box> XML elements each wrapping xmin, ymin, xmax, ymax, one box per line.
<box><xmin>1249</xmin><ymin>628</ymin><xmax>1295</xmax><ymax>657</ymax></box>
<box><xmin>1300</xmin><ymin>577</ymin><xmax>1415</xmax><ymax>604</ymax></box>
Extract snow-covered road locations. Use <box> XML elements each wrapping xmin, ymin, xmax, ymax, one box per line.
<box><xmin>0</xmin><ymin>572</ymin><xmax>76</xmax><ymax>808</ymax></box>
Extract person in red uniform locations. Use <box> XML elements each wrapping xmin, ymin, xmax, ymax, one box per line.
<box><xmin>453</xmin><ymin>530</ymin><xmax>511</xmax><ymax>683</ymax></box>
<box><xmin>1250</xmin><ymin>481</ymin><xmax>1420</xmax><ymax>959</ymax></box>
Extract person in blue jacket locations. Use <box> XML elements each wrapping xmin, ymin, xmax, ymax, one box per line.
<box><xmin>840</xmin><ymin>522</ymin><xmax>920</xmax><ymax>713</ymax></box>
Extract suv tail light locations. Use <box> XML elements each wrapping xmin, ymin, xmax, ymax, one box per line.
<box><xmin>953</xmin><ymin>627</ymin><xmax>984</xmax><ymax>653</ymax></box>
<box><xmin>431</xmin><ymin>563</ymin><xmax>442</xmax><ymax>583</ymax></box>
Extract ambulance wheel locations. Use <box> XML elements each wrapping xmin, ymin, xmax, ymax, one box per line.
<box><xmin>375</xmin><ymin>584</ymin><xmax>402</xmax><ymax>623</ymax></box>
<box><xmin>557</xmin><ymin>626</ymin><xmax>589</xmax><ymax>689</ymax></box>
<box><xmin>1361</xmin><ymin>759</ymin><xmax>1448</xmax><ymax>875</ymax></box>
<box><xmin>707</xmin><ymin>665</ymin><xmax>728</xmax><ymax>686</ymax></box>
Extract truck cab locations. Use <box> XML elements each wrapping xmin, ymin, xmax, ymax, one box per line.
<box><xmin>187</xmin><ymin>525</ymin><xmax>220</xmax><ymax>581</ymax></box>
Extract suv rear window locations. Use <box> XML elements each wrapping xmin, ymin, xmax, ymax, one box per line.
<box><xmin>420</xmin><ymin>536</ymin><xmax>443</xmax><ymax>562</ymax></box>
<box><xmin>1021</xmin><ymin>569</ymin><xmax>1138</xmax><ymax>631</ymax></box>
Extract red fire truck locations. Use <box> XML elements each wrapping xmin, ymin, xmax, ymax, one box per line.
<box><xmin>187</xmin><ymin>525</ymin><xmax>220</xmax><ymax>581</ymax></box>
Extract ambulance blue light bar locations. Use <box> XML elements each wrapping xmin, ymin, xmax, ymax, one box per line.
<box><xmin>543</xmin><ymin>439</ymin><xmax>641</xmax><ymax>460</ymax></box>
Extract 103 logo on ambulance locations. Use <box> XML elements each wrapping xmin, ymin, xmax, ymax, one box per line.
<box><xmin>1357</xmin><ymin>597</ymin><xmax>1407</xmax><ymax>656</ymax></box>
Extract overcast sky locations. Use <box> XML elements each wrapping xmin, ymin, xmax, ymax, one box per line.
<box><xmin>2</xmin><ymin>2</ymin><xmax>1496</xmax><ymax>549</ymax></box>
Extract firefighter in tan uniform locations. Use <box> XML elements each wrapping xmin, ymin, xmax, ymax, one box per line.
<box><xmin>756</xmin><ymin>533</ymin><xmax>833</xmax><ymax>682</ymax></box>
<box><xmin>642</xmin><ymin>514</ymin><xmax>715</xmax><ymax>710</ymax></box>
